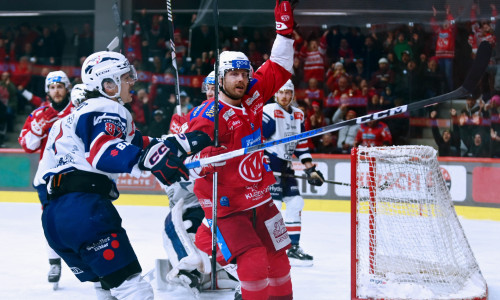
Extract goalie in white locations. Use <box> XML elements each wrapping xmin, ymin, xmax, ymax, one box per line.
<box><xmin>262</xmin><ymin>79</ymin><xmax>325</xmax><ymax>267</ymax></box>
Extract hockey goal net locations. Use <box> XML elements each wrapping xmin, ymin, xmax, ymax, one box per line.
<box><xmin>351</xmin><ymin>146</ymin><xmax>487</xmax><ymax>300</ymax></box>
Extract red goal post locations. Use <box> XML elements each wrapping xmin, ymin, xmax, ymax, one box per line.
<box><xmin>351</xmin><ymin>146</ymin><xmax>487</xmax><ymax>300</ymax></box>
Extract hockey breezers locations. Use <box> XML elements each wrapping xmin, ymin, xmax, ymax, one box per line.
<box><xmin>185</xmin><ymin>41</ymin><xmax>492</xmax><ymax>170</ymax></box>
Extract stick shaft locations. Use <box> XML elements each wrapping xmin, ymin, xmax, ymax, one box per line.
<box><xmin>165</xmin><ymin>0</ymin><xmax>182</xmax><ymax>115</ymax></box>
<box><xmin>273</xmin><ymin>171</ymin><xmax>350</xmax><ymax>186</ymax></box>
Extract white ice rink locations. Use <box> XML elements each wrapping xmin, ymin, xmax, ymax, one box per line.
<box><xmin>0</xmin><ymin>202</ymin><xmax>498</xmax><ymax>300</ymax></box>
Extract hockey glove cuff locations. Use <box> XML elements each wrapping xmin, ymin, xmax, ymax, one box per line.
<box><xmin>304</xmin><ymin>165</ymin><xmax>324</xmax><ymax>186</ymax></box>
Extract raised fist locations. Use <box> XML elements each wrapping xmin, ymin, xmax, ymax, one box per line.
<box><xmin>275</xmin><ymin>0</ymin><xmax>295</xmax><ymax>37</ymax></box>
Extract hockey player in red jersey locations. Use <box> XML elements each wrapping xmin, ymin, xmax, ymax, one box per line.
<box><xmin>18</xmin><ymin>70</ymin><xmax>74</xmax><ymax>290</ymax></box>
<box><xmin>183</xmin><ymin>1</ymin><xmax>296</xmax><ymax>299</ymax></box>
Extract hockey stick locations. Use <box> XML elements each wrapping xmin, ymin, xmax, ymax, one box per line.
<box><xmin>111</xmin><ymin>1</ymin><xmax>123</xmax><ymax>53</ymax></box>
<box><xmin>273</xmin><ymin>171</ymin><xmax>350</xmax><ymax>186</ymax></box>
<box><xmin>210</xmin><ymin>0</ymin><xmax>221</xmax><ymax>290</ymax></box>
<box><xmin>185</xmin><ymin>41</ymin><xmax>492</xmax><ymax>169</ymax></box>
<box><xmin>106</xmin><ymin>36</ymin><xmax>120</xmax><ymax>52</ymax></box>
<box><xmin>166</xmin><ymin>0</ymin><xmax>182</xmax><ymax>116</ymax></box>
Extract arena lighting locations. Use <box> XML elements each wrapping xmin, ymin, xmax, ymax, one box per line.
<box><xmin>0</xmin><ymin>12</ymin><xmax>41</xmax><ymax>17</ymax></box>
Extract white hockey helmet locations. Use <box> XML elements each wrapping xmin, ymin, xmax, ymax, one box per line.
<box><xmin>45</xmin><ymin>70</ymin><xmax>71</xmax><ymax>93</ymax></box>
<box><xmin>275</xmin><ymin>79</ymin><xmax>295</xmax><ymax>99</ymax></box>
<box><xmin>81</xmin><ymin>51</ymin><xmax>137</xmax><ymax>100</ymax></box>
<box><xmin>218</xmin><ymin>51</ymin><xmax>252</xmax><ymax>80</ymax></box>
<box><xmin>70</xmin><ymin>83</ymin><xmax>88</xmax><ymax>107</ymax></box>
<box><xmin>201</xmin><ymin>71</ymin><xmax>216</xmax><ymax>93</ymax></box>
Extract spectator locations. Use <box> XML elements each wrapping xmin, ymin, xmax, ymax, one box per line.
<box><xmin>309</xmin><ymin>100</ymin><xmax>326</xmax><ymax>149</ymax></box>
<box><xmin>51</xmin><ymin>22</ymin><xmax>66</xmax><ymax>66</ymax></box>
<box><xmin>431</xmin><ymin>5</ymin><xmax>456</xmax><ymax>92</ymax></box>
<box><xmin>297</xmin><ymin>31</ymin><xmax>327</xmax><ymax>87</ymax></box>
<box><xmin>148</xmin><ymin>109</ymin><xmax>169</xmax><ymax>138</ymax></box>
<box><xmin>430</xmin><ymin>109</ymin><xmax>461</xmax><ymax>156</ymax></box>
<box><xmin>355</xmin><ymin>120</ymin><xmax>392</xmax><ymax>147</ymax></box>
<box><xmin>173</xmin><ymin>29</ymin><xmax>189</xmax><ymax>59</ymax></box>
<box><xmin>370</xmin><ymin>57</ymin><xmax>395</xmax><ymax>94</ymax></box>
<box><xmin>392</xmin><ymin>32</ymin><xmax>413</xmax><ymax>63</ymax></box>
<box><xmin>14</xmin><ymin>22</ymin><xmax>39</xmax><ymax>59</ymax></box>
<box><xmin>315</xmin><ymin>132</ymin><xmax>337</xmax><ymax>154</ymax></box>
<box><xmin>332</xmin><ymin>105</ymin><xmax>359</xmax><ymax>154</ymax></box>
<box><xmin>74</xmin><ymin>23</ymin><xmax>94</xmax><ymax>65</ymax></box>
<box><xmin>422</xmin><ymin>56</ymin><xmax>446</xmax><ymax>99</ymax></box>
<box><xmin>469</xmin><ymin>3</ymin><xmax>497</xmax><ymax>57</ymax></box>
<box><xmin>326</xmin><ymin>61</ymin><xmax>348</xmax><ymax>92</ymax></box>
<box><xmin>464</xmin><ymin>133</ymin><xmax>490</xmax><ymax>157</ymax></box>
<box><xmin>487</xmin><ymin>95</ymin><xmax>500</xmax><ymax>157</ymax></box>
<box><xmin>35</xmin><ymin>26</ymin><xmax>55</xmax><ymax>65</ymax></box>
<box><xmin>360</xmin><ymin>35</ymin><xmax>383</xmax><ymax>80</ymax></box>
<box><xmin>337</xmin><ymin>38</ymin><xmax>355</xmax><ymax>69</ymax></box>
<box><xmin>190</xmin><ymin>23</ymin><xmax>216</xmax><ymax>59</ymax></box>
<box><xmin>0</xmin><ymin>72</ymin><xmax>18</xmax><ymax>132</ymax></box>
<box><xmin>303</xmin><ymin>78</ymin><xmax>324</xmax><ymax>107</ymax></box>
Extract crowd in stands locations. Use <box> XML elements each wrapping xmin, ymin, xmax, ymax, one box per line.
<box><xmin>0</xmin><ymin>4</ymin><xmax>499</xmax><ymax>157</ymax></box>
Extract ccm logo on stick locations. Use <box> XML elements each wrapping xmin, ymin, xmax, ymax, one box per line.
<box><xmin>356</xmin><ymin>106</ymin><xmax>408</xmax><ymax>124</ymax></box>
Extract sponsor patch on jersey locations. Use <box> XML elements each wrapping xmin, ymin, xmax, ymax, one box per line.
<box><xmin>199</xmin><ymin>198</ymin><xmax>212</xmax><ymax>208</ymax></box>
<box><xmin>245</xmin><ymin>90</ymin><xmax>260</xmax><ymax>107</ymax></box>
<box><xmin>202</xmin><ymin>102</ymin><xmax>223</xmax><ymax>122</ymax></box>
<box><xmin>220</xmin><ymin>196</ymin><xmax>229</xmax><ymax>207</ymax></box>
<box><xmin>190</xmin><ymin>102</ymin><xmax>208</xmax><ymax>120</ymax></box>
<box><xmin>228</xmin><ymin>119</ymin><xmax>242</xmax><ymax>130</ymax></box>
<box><xmin>240</xmin><ymin>128</ymin><xmax>261</xmax><ymax>148</ymax></box>
<box><xmin>222</xmin><ymin>108</ymin><xmax>235</xmax><ymax>121</ymax></box>
<box><xmin>264</xmin><ymin>213</ymin><xmax>291</xmax><ymax>251</ymax></box>
<box><xmin>293</xmin><ymin>112</ymin><xmax>303</xmax><ymax>121</ymax></box>
<box><xmin>274</xmin><ymin>110</ymin><xmax>285</xmax><ymax>119</ymax></box>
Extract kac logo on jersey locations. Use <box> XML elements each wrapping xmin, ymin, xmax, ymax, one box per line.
<box><xmin>239</xmin><ymin>153</ymin><xmax>264</xmax><ymax>183</ymax></box>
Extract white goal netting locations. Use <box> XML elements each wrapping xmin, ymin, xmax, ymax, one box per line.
<box><xmin>352</xmin><ymin>145</ymin><xmax>487</xmax><ymax>300</ymax></box>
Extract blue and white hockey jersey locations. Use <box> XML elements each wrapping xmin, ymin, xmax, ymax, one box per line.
<box><xmin>41</xmin><ymin>97</ymin><xmax>146</xmax><ymax>183</ymax></box>
<box><xmin>262</xmin><ymin>103</ymin><xmax>312</xmax><ymax>163</ymax></box>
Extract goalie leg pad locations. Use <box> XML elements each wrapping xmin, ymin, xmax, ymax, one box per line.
<box><xmin>163</xmin><ymin>199</ymin><xmax>210</xmax><ymax>277</ymax></box>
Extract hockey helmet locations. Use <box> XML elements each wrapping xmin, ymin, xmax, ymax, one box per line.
<box><xmin>70</xmin><ymin>83</ymin><xmax>88</xmax><ymax>107</ymax></box>
<box><xmin>218</xmin><ymin>51</ymin><xmax>252</xmax><ymax>80</ymax></box>
<box><xmin>201</xmin><ymin>71</ymin><xmax>216</xmax><ymax>92</ymax></box>
<box><xmin>275</xmin><ymin>79</ymin><xmax>295</xmax><ymax>100</ymax></box>
<box><xmin>45</xmin><ymin>70</ymin><xmax>71</xmax><ymax>93</ymax></box>
<box><xmin>81</xmin><ymin>51</ymin><xmax>137</xmax><ymax>100</ymax></box>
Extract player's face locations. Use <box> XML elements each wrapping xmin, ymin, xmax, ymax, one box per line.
<box><xmin>205</xmin><ymin>84</ymin><xmax>215</xmax><ymax>100</ymax></box>
<box><xmin>48</xmin><ymin>83</ymin><xmax>67</xmax><ymax>104</ymax></box>
<box><xmin>222</xmin><ymin>69</ymin><xmax>249</xmax><ymax>99</ymax></box>
<box><xmin>120</xmin><ymin>72</ymin><xmax>136</xmax><ymax>103</ymax></box>
<box><xmin>276</xmin><ymin>89</ymin><xmax>293</xmax><ymax>108</ymax></box>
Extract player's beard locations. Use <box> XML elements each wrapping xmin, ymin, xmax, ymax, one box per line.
<box><xmin>223</xmin><ymin>80</ymin><xmax>247</xmax><ymax>100</ymax></box>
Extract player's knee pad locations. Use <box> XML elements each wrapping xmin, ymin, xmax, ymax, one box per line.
<box><xmin>163</xmin><ymin>199</ymin><xmax>210</xmax><ymax>276</ymax></box>
<box><xmin>237</xmin><ymin>247</ymin><xmax>269</xmax><ymax>300</ymax></box>
<box><xmin>109</xmin><ymin>273</ymin><xmax>154</xmax><ymax>300</ymax></box>
<box><xmin>267</xmin><ymin>251</ymin><xmax>293</xmax><ymax>299</ymax></box>
<box><xmin>283</xmin><ymin>195</ymin><xmax>304</xmax><ymax>223</ymax></box>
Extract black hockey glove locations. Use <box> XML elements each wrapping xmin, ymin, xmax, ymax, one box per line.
<box><xmin>162</xmin><ymin>131</ymin><xmax>213</xmax><ymax>160</ymax></box>
<box><xmin>139</xmin><ymin>142</ymin><xmax>189</xmax><ymax>186</ymax></box>
<box><xmin>304</xmin><ymin>165</ymin><xmax>325</xmax><ymax>186</ymax></box>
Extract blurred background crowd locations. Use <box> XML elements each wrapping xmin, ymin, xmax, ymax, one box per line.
<box><xmin>0</xmin><ymin>3</ymin><xmax>499</xmax><ymax>158</ymax></box>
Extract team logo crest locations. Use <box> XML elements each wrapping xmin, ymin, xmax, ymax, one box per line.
<box><xmin>239</xmin><ymin>153</ymin><xmax>263</xmax><ymax>182</ymax></box>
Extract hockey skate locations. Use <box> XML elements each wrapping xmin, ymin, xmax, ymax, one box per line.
<box><xmin>48</xmin><ymin>258</ymin><xmax>61</xmax><ymax>290</ymax></box>
<box><xmin>287</xmin><ymin>245</ymin><xmax>313</xmax><ymax>267</ymax></box>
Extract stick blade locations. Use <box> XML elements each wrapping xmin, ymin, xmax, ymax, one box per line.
<box><xmin>462</xmin><ymin>41</ymin><xmax>493</xmax><ymax>93</ymax></box>
<box><xmin>106</xmin><ymin>36</ymin><xmax>119</xmax><ymax>51</ymax></box>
